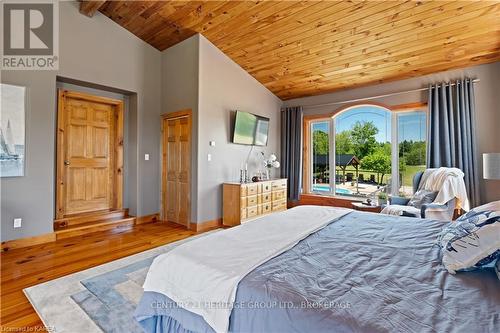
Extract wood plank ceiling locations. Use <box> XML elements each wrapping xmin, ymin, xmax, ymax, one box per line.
<box><xmin>88</xmin><ymin>1</ymin><xmax>499</xmax><ymax>100</ymax></box>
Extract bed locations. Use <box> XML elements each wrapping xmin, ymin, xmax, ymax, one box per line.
<box><xmin>135</xmin><ymin>206</ymin><xmax>500</xmax><ymax>333</ymax></box>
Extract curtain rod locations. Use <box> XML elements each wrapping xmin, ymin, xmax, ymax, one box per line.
<box><xmin>303</xmin><ymin>78</ymin><xmax>480</xmax><ymax>109</ymax></box>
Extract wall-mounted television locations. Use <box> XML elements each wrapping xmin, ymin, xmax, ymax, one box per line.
<box><xmin>232</xmin><ymin>111</ymin><xmax>269</xmax><ymax>146</ymax></box>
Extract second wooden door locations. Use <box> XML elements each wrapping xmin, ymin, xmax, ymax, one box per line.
<box><xmin>162</xmin><ymin>111</ymin><xmax>191</xmax><ymax>226</ymax></box>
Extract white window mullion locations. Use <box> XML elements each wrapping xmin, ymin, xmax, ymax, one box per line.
<box><xmin>391</xmin><ymin>112</ymin><xmax>399</xmax><ymax>196</ymax></box>
<box><xmin>310</xmin><ymin>122</ymin><xmax>314</xmax><ymax>193</ymax></box>
<box><xmin>329</xmin><ymin>118</ymin><xmax>336</xmax><ymax>195</ymax></box>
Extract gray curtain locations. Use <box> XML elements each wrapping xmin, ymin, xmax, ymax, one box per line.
<box><xmin>427</xmin><ymin>79</ymin><xmax>480</xmax><ymax>207</ymax></box>
<box><xmin>281</xmin><ymin>106</ymin><xmax>303</xmax><ymax>201</ymax></box>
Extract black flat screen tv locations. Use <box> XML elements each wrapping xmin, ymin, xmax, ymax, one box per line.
<box><xmin>232</xmin><ymin>111</ymin><xmax>269</xmax><ymax>146</ymax></box>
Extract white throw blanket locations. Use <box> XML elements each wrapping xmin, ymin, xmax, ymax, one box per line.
<box><xmin>142</xmin><ymin>205</ymin><xmax>350</xmax><ymax>333</ymax></box>
<box><xmin>418</xmin><ymin>167</ymin><xmax>469</xmax><ymax>210</ymax></box>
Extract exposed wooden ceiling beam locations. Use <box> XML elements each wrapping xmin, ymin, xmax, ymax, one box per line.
<box><xmin>79</xmin><ymin>1</ymin><xmax>107</xmax><ymax>18</ymax></box>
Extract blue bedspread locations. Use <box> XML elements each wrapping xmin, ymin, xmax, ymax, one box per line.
<box><xmin>135</xmin><ymin>211</ymin><xmax>500</xmax><ymax>332</ymax></box>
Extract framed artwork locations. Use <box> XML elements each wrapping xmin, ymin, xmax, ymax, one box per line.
<box><xmin>1</xmin><ymin>83</ymin><xmax>26</xmax><ymax>177</ymax></box>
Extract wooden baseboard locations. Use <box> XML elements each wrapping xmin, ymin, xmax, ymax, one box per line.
<box><xmin>136</xmin><ymin>213</ymin><xmax>160</xmax><ymax>225</ymax></box>
<box><xmin>189</xmin><ymin>218</ymin><xmax>222</xmax><ymax>232</ymax></box>
<box><xmin>2</xmin><ymin>213</ymin><xmax>161</xmax><ymax>252</ymax></box>
<box><xmin>1</xmin><ymin>232</ymin><xmax>56</xmax><ymax>252</ymax></box>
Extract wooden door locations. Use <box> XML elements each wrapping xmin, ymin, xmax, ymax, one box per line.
<box><xmin>162</xmin><ymin>110</ymin><xmax>191</xmax><ymax>226</ymax></box>
<box><xmin>56</xmin><ymin>90</ymin><xmax>123</xmax><ymax>218</ymax></box>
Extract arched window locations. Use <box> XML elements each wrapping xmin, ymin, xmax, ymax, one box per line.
<box><xmin>308</xmin><ymin>104</ymin><xmax>427</xmax><ymax>199</ymax></box>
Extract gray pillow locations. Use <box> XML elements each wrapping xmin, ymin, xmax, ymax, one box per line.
<box><xmin>408</xmin><ymin>190</ymin><xmax>438</xmax><ymax>209</ymax></box>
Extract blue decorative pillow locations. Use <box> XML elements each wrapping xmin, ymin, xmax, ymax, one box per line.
<box><xmin>437</xmin><ymin>209</ymin><xmax>500</xmax><ymax>274</ymax></box>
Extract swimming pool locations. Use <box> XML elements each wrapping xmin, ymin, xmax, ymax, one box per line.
<box><xmin>312</xmin><ymin>184</ymin><xmax>352</xmax><ymax>195</ymax></box>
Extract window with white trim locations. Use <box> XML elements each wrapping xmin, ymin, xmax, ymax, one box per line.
<box><xmin>308</xmin><ymin>104</ymin><xmax>427</xmax><ymax>199</ymax></box>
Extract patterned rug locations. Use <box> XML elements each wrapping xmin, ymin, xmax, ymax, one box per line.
<box><xmin>24</xmin><ymin>231</ymin><xmax>218</xmax><ymax>333</ymax></box>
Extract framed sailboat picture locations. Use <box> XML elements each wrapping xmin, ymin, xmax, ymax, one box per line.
<box><xmin>1</xmin><ymin>84</ymin><xmax>26</xmax><ymax>177</ymax></box>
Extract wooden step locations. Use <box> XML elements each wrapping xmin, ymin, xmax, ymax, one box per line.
<box><xmin>54</xmin><ymin>208</ymin><xmax>129</xmax><ymax>230</ymax></box>
<box><xmin>55</xmin><ymin>216</ymin><xmax>136</xmax><ymax>240</ymax></box>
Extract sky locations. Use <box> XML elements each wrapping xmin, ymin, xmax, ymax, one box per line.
<box><xmin>312</xmin><ymin>106</ymin><xmax>426</xmax><ymax>143</ymax></box>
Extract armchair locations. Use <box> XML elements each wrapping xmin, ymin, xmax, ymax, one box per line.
<box><xmin>388</xmin><ymin>171</ymin><xmax>457</xmax><ymax>221</ymax></box>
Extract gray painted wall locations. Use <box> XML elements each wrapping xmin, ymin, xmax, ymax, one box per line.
<box><xmin>197</xmin><ymin>35</ymin><xmax>282</xmax><ymax>222</ymax></box>
<box><xmin>159</xmin><ymin>35</ymin><xmax>282</xmax><ymax>223</ymax></box>
<box><xmin>284</xmin><ymin>62</ymin><xmax>500</xmax><ymax>204</ymax></box>
<box><xmin>161</xmin><ymin>35</ymin><xmax>200</xmax><ymax>222</ymax></box>
<box><xmin>1</xmin><ymin>2</ymin><xmax>162</xmax><ymax>241</ymax></box>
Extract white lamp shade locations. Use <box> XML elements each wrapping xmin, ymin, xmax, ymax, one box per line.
<box><xmin>483</xmin><ymin>153</ymin><xmax>500</xmax><ymax>179</ymax></box>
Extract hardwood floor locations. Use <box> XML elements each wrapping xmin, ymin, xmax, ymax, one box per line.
<box><xmin>0</xmin><ymin>221</ymin><xmax>198</xmax><ymax>331</ymax></box>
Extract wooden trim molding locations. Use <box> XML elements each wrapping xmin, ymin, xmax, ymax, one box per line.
<box><xmin>136</xmin><ymin>213</ymin><xmax>160</xmax><ymax>225</ymax></box>
<box><xmin>115</xmin><ymin>101</ymin><xmax>124</xmax><ymax>210</ymax></box>
<box><xmin>1</xmin><ymin>233</ymin><xmax>56</xmax><ymax>252</ymax></box>
<box><xmin>189</xmin><ymin>219</ymin><xmax>222</xmax><ymax>233</ymax></box>
<box><xmin>391</xmin><ymin>102</ymin><xmax>428</xmax><ymax>112</ymax></box>
<box><xmin>161</xmin><ymin>109</ymin><xmax>193</xmax><ymax>121</ymax></box>
<box><xmin>56</xmin><ymin>90</ymin><xmax>66</xmax><ymax>219</ymax></box>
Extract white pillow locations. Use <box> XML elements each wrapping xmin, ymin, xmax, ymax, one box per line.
<box><xmin>438</xmin><ymin>210</ymin><xmax>500</xmax><ymax>274</ymax></box>
<box><xmin>471</xmin><ymin>200</ymin><xmax>500</xmax><ymax>213</ymax></box>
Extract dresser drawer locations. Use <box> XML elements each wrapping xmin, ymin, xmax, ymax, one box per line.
<box><xmin>240</xmin><ymin>208</ymin><xmax>247</xmax><ymax>219</ymax></box>
<box><xmin>258</xmin><ymin>192</ymin><xmax>272</xmax><ymax>204</ymax></box>
<box><xmin>259</xmin><ymin>182</ymin><xmax>272</xmax><ymax>193</ymax></box>
<box><xmin>247</xmin><ymin>206</ymin><xmax>258</xmax><ymax>218</ymax></box>
<box><xmin>272</xmin><ymin>189</ymin><xmax>286</xmax><ymax>201</ymax></box>
<box><xmin>246</xmin><ymin>184</ymin><xmax>258</xmax><ymax>195</ymax></box>
<box><xmin>247</xmin><ymin>195</ymin><xmax>258</xmax><ymax>207</ymax></box>
<box><xmin>271</xmin><ymin>179</ymin><xmax>287</xmax><ymax>190</ymax></box>
<box><xmin>272</xmin><ymin>199</ymin><xmax>287</xmax><ymax>211</ymax></box>
<box><xmin>240</xmin><ymin>197</ymin><xmax>247</xmax><ymax>209</ymax></box>
<box><xmin>260</xmin><ymin>203</ymin><xmax>272</xmax><ymax>214</ymax></box>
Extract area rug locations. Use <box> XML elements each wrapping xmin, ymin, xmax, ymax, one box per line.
<box><xmin>24</xmin><ymin>231</ymin><xmax>219</xmax><ymax>333</ymax></box>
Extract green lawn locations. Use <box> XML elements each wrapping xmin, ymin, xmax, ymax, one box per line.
<box><xmin>401</xmin><ymin>165</ymin><xmax>426</xmax><ymax>188</ymax></box>
<box><xmin>314</xmin><ymin>164</ymin><xmax>426</xmax><ymax>188</ymax></box>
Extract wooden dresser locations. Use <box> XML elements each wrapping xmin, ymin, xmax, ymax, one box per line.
<box><xmin>223</xmin><ymin>178</ymin><xmax>287</xmax><ymax>226</ymax></box>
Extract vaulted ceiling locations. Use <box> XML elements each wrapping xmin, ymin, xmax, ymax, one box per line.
<box><xmin>81</xmin><ymin>1</ymin><xmax>500</xmax><ymax>100</ymax></box>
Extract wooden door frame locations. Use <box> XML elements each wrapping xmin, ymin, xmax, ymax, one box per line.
<box><xmin>161</xmin><ymin>109</ymin><xmax>192</xmax><ymax>226</ymax></box>
<box><xmin>56</xmin><ymin>89</ymin><xmax>124</xmax><ymax>219</ymax></box>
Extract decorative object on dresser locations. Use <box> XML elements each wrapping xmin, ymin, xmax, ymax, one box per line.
<box><xmin>239</xmin><ymin>163</ymin><xmax>249</xmax><ymax>183</ymax></box>
<box><xmin>223</xmin><ymin>179</ymin><xmax>287</xmax><ymax>226</ymax></box>
<box><xmin>261</xmin><ymin>152</ymin><xmax>280</xmax><ymax>180</ymax></box>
